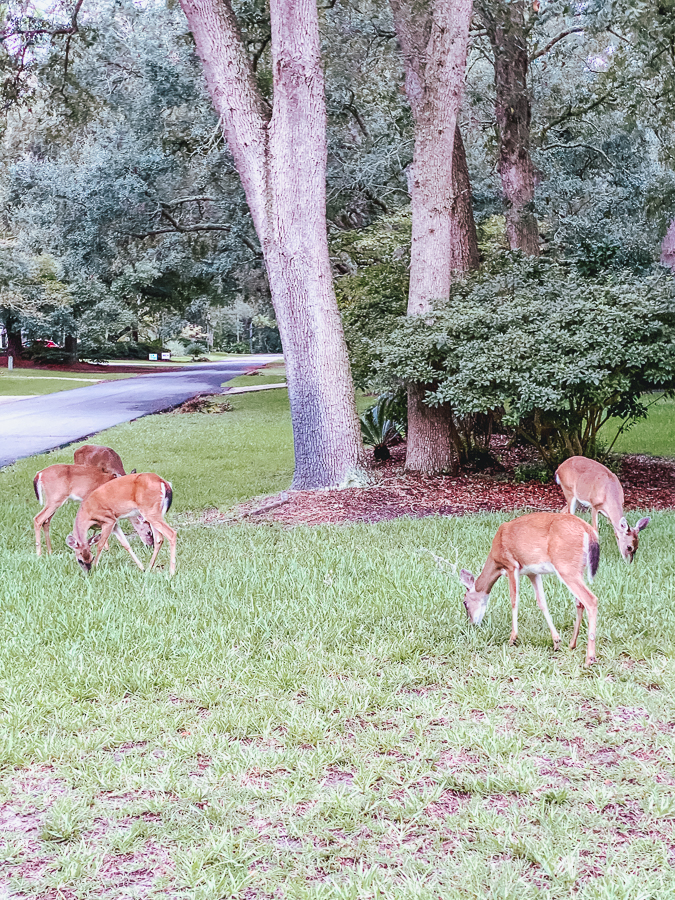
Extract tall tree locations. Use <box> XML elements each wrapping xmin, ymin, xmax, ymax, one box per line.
<box><xmin>477</xmin><ymin>0</ymin><xmax>539</xmax><ymax>255</ymax></box>
<box><xmin>390</xmin><ymin>0</ymin><xmax>475</xmax><ymax>474</ymax></box>
<box><xmin>177</xmin><ymin>0</ymin><xmax>363</xmax><ymax>489</ymax></box>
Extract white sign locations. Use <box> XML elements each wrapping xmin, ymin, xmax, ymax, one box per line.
<box><xmin>148</xmin><ymin>353</ymin><xmax>158</xmax><ymax>361</ymax></box>
<box><xmin>161</xmin><ymin>352</ymin><xmax>171</xmax><ymax>360</ymax></box>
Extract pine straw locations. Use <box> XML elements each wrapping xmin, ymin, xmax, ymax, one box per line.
<box><xmin>200</xmin><ymin>439</ymin><xmax>675</xmax><ymax>528</ymax></box>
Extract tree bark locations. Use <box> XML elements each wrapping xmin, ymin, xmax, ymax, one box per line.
<box><xmin>391</xmin><ymin>0</ymin><xmax>474</xmax><ymax>474</ymax></box>
<box><xmin>5</xmin><ymin>315</ymin><xmax>22</xmax><ymax>359</ymax></box>
<box><xmin>64</xmin><ymin>334</ymin><xmax>78</xmax><ymax>362</ymax></box>
<box><xmin>179</xmin><ymin>0</ymin><xmax>363</xmax><ymax>488</ymax></box>
<box><xmin>479</xmin><ymin>0</ymin><xmax>539</xmax><ymax>255</ymax></box>
<box><xmin>450</xmin><ymin>124</ymin><xmax>480</xmax><ymax>272</ymax></box>
<box><xmin>661</xmin><ymin>218</ymin><xmax>675</xmax><ymax>271</ymax></box>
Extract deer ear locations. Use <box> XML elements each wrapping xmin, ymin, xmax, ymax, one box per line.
<box><xmin>460</xmin><ymin>569</ymin><xmax>475</xmax><ymax>589</ymax></box>
<box><xmin>65</xmin><ymin>534</ymin><xmax>77</xmax><ymax>549</ymax></box>
<box><xmin>636</xmin><ymin>516</ymin><xmax>651</xmax><ymax>532</ymax></box>
<box><xmin>618</xmin><ymin>517</ymin><xmax>629</xmax><ymax>533</ymax></box>
<box><xmin>130</xmin><ymin>468</ymin><xmax>136</xmax><ymax>474</ymax></box>
<box><xmin>89</xmin><ymin>533</ymin><xmax>100</xmax><ymax>546</ymax></box>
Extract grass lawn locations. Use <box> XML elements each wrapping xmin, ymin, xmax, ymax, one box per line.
<box><xmin>607</xmin><ymin>395</ymin><xmax>675</xmax><ymax>457</ymax></box>
<box><xmin>0</xmin><ymin>369</ymin><xmax>133</xmax><ymax>397</ymax></box>
<box><xmin>2</xmin><ymin>391</ymin><xmax>675</xmax><ymax>897</ymax></box>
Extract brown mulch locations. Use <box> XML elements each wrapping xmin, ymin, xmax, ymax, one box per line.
<box><xmin>0</xmin><ymin>357</ymin><xmax>178</xmax><ymax>374</ymax></box>
<box><xmin>224</xmin><ymin>438</ymin><xmax>675</xmax><ymax>527</ymax></box>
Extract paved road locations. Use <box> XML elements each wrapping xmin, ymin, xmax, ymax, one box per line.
<box><xmin>0</xmin><ymin>356</ymin><xmax>281</xmax><ymax>468</ymax></box>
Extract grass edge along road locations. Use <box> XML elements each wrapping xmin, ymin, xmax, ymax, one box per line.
<box><xmin>1</xmin><ymin>390</ymin><xmax>675</xmax><ymax>898</ymax></box>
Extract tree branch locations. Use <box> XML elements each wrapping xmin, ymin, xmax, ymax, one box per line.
<box><xmin>345</xmin><ymin>91</ymin><xmax>370</xmax><ymax>140</ymax></box>
<box><xmin>529</xmin><ymin>27</ymin><xmax>584</xmax><ymax>62</ymax></box>
<box><xmin>129</xmin><ymin>219</ymin><xmax>261</xmax><ymax>255</ymax></box>
<box><xmin>541</xmin><ymin>142</ymin><xmax>612</xmax><ymax>166</ymax></box>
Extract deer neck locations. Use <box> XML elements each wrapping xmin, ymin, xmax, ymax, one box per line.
<box><xmin>475</xmin><ymin>554</ymin><xmax>503</xmax><ymax>595</ymax></box>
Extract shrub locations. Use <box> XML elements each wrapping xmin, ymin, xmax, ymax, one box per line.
<box><xmin>377</xmin><ymin>256</ymin><xmax>675</xmax><ymax>469</ymax></box>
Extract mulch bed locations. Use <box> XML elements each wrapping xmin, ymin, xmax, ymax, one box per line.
<box><xmin>226</xmin><ymin>438</ymin><xmax>675</xmax><ymax>527</ymax></box>
<box><xmin>0</xmin><ymin>357</ymin><xmax>177</xmax><ymax>375</ymax></box>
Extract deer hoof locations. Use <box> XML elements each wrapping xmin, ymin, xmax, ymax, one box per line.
<box><xmin>553</xmin><ymin>639</ymin><xmax>561</xmax><ymax>652</ymax></box>
<box><xmin>509</xmin><ymin>634</ymin><xmax>518</xmax><ymax>646</ymax></box>
<box><xmin>584</xmin><ymin>656</ymin><xmax>596</xmax><ymax>667</ymax></box>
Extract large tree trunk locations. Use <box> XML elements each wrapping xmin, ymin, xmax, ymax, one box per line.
<box><xmin>5</xmin><ymin>315</ymin><xmax>22</xmax><ymax>359</ymax></box>
<box><xmin>179</xmin><ymin>0</ymin><xmax>363</xmax><ymax>488</ymax></box>
<box><xmin>661</xmin><ymin>218</ymin><xmax>675</xmax><ymax>271</ymax></box>
<box><xmin>479</xmin><ymin>0</ymin><xmax>539</xmax><ymax>255</ymax></box>
<box><xmin>450</xmin><ymin>124</ymin><xmax>480</xmax><ymax>272</ymax></box>
<box><xmin>391</xmin><ymin>0</ymin><xmax>474</xmax><ymax>474</ymax></box>
<box><xmin>64</xmin><ymin>334</ymin><xmax>78</xmax><ymax>363</ymax></box>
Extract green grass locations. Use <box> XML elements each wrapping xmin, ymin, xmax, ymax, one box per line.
<box><xmin>606</xmin><ymin>395</ymin><xmax>675</xmax><ymax>457</ymax></box>
<box><xmin>3</xmin><ymin>390</ymin><xmax>675</xmax><ymax>897</ymax></box>
<box><xmin>0</xmin><ymin>369</ymin><xmax>132</xmax><ymax>396</ymax></box>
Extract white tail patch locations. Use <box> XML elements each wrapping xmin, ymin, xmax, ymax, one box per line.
<box><xmin>36</xmin><ymin>474</ymin><xmax>43</xmax><ymax>505</ymax></box>
<box><xmin>161</xmin><ymin>481</ymin><xmax>171</xmax><ymax>515</ymax></box>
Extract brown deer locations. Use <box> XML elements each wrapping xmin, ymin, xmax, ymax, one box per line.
<box><xmin>555</xmin><ymin>456</ymin><xmax>649</xmax><ymax>563</ymax></box>
<box><xmin>74</xmin><ymin>444</ymin><xmax>132</xmax><ymax>477</ymax></box>
<box><xmin>460</xmin><ymin>512</ymin><xmax>601</xmax><ymax>665</ymax></box>
<box><xmin>66</xmin><ymin>473</ymin><xmax>177</xmax><ymax>575</ymax></box>
<box><xmin>72</xmin><ymin>445</ymin><xmax>152</xmax><ymax>548</ymax></box>
<box><xmin>34</xmin><ymin>465</ymin><xmax>116</xmax><ymax>556</ymax></box>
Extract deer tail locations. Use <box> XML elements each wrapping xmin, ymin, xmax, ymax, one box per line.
<box><xmin>587</xmin><ymin>538</ymin><xmax>600</xmax><ymax>582</ymax></box>
<box><xmin>162</xmin><ymin>480</ymin><xmax>173</xmax><ymax>515</ymax></box>
<box><xmin>34</xmin><ymin>473</ymin><xmax>42</xmax><ymax>504</ymax></box>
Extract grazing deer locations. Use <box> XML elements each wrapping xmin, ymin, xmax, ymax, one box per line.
<box><xmin>34</xmin><ymin>465</ymin><xmax>117</xmax><ymax>556</ymax></box>
<box><xmin>66</xmin><ymin>473</ymin><xmax>176</xmax><ymax>576</ymax></box>
<box><xmin>555</xmin><ymin>456</ymin><xmax>650</xmax><ymax>563</ymax></box>
<box><xmin>72</xmin><ymin>445</ymin><xmax>152</xmax><ymax>548</ymax></box>
<box><xmin>74</xmin><ymin>444</ymin><xmax>133</xmax><ymax>477</ymax></box>
<box><xmin>459</xmin><ymin>512</ymin><xmax>601</xmax><ymax>665</ymax></box>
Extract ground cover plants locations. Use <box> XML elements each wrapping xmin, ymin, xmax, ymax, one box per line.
<box><xmin>2</xmin><ymin>390</ymin><xmax>675</xmax><ymax>898</ymax></box>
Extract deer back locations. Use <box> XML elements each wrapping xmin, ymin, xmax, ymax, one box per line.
<box><xmin>34</xmin><ymin>464</ymin><xmax>116</xmax><ymax>506</ymax></box>
<box><xmin>74</xmin><ymin>445</ymin><xmax>126</xmax><ymax>477</ymax></box>
<box><xmin>556</xmin><ymin>456</ymin><xmax>624</xmax><ymax>515</ymax></box>
<box><xmin>491</xmin><ymin>512</ymin><xmax>597</xmax><ymax>573</ymax></box>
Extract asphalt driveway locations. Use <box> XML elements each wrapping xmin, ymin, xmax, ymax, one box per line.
<box><xmin>0</xmin><ymin>356</ymin><xmax>281</xmax><ymax>468</ymax></box>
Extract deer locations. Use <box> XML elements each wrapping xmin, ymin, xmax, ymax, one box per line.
<box><xmin>72</xmin><ymin>445</ymin><xmax>152</xmax><ymax>548</ymax></box>
<box><xmin>33</xmin><ymin>465</ymin><xmax>117</xmax><ymax>556</ymax></box>
<box><xmin>555</xmin><ymin>456</ymin><xmax>650</xmax><ymax>563</ymax></box>
<box><xmin>73</xmin><ymin>444</ymin><xmax>133</xmax><ymax>477</ymax></box>
<box><xmin>459</xmin><ymin>512</ymin><xmax>601</xmax><ymax>666</ymax></box>
<box><xmin>66</xmin><ymin>473</ymin><xmax>176</xmax><ymax>576</ymax></box>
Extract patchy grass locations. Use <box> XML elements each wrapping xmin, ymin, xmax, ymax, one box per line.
<box><xmin>0</xmin><ymin>370</ymin><xmax>132</xmax><ymax>396</ymax></box>
<box><xmin>0</xmin><ymin>507</ymin><xmax>675</xmax><ymax>897</ymax></box>
<box><xmin>607</xmin><ymin>395</ymin><xmax>675</xmax><ymax>458</ymax></box>
<box><xmin>3</xmin><ymin>389</ymin><xmax>675</xmax><ymax>897</ymax></box>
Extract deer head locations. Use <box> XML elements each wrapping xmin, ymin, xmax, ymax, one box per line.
<box><xmin>614</xmin><ymin>516</ymin><xmax>650</xmax><ymax>563</ymax></box>
<box><xmin>460</xmin><ymin>569</ymin><xmax>490</xmax><ymax>625</ymax></box>
<box><xmin>65</xmin><ymin>533</ymin><xmax>97</xmax><ymax>573</ymax></box>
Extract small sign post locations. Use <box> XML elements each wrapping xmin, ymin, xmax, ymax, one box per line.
<box><xmin>7</xmin><ymin>355</ymin><xmax>13</xmax><ymax>370</ymax></box>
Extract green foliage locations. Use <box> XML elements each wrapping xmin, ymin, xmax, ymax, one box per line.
<box><xmin>333</xmin><ymin>211</ymin><xmax>410</xmax><ymax>389</ymax></box>
<box><xmin>378</xmin><ymin>256</ymin><xmax>675</xmax><ymax>468</ymax></box>
<box><xmin>359</xmin><ymin>395</ymin><xmax>405</xmax><ymax>460</ymax></box>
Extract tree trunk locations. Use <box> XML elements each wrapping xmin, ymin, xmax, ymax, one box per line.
<box><xmin>661</xmin><ymin>218</ymin><xmax>675</xmax><ymax>271</ymax></box>
<box><xmin>64</xmin><ymin>334</ymin><xmax>78</xmax><ymax>362</ymax></box>
<box><xmin>391</xmin><ymin>0</ymin><xmax>474</xmax><ymax>474</ymax></box>
<box><xmin>479</xmin><ymin>0</ymin><xmax>539</xmax><ymax>255</ymax></box>
<box><xmin>450</xmin><ymin>124</ymin><xmax>480</xmax><ymax>272</ymax></box>
<box><xmin>6</xmin><ymin>316</ymin><xmax>22</xmax><ymax>359</ymax></box>
<box><xmin>179</xmin><ymin>0</ymin><xmax>363</xmax><ymax>488</ymax></box>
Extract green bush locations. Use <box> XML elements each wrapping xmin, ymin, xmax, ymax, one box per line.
<box><xmin>359</xmin><ymin>395</ymin><xmax>406</xmax><ymax>461</ymax></box>
<box><xmin>377</xmin><ymin>256</ymin><xmax>675</xmax><ymax>469</ymax></box>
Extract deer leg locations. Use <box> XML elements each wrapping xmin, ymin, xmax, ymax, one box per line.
<box><xmin>528</xmin><ymin>574</ymin><xmax>561</xmax><ymax>651</ymax></box>
<box><xmin>591</xmin><ymin>508</ymin><xmax>599</xmax><ymax>532</ymax></box>
<box><xmin>112</xmin><ymin>524</ymin><xmax>145</xmax><ymax>571</ymax></box>
<box><xmin>147</xmin><ymin>522</ymin><xmax>177</xmax><ymax>575</ymax></box>
<box><xmin>570</xmin><ymin>601</ymin><xmax>584</xmax><ymax>651</ymax></box>
<box><xmin>146</xmin><ymin>527</ymin><xmax>165</xmax><ymax>572</ymax></box>
<box><xmin>93</xmin><ymin>523</ymin><xmax>116</xmax><ymax>567</ymax></box>
<box><xmin>34</xmin><ymin>505</ymin><xmax>58</xmax><ymax>556</ymax></box>
<box><xmin>507</xmin><ymin>569</ymin><xmax>520</xmax><ymax>645</ymax></box>
<box><xmin>561</xmin><ymin>576</ymin><xmax>598</xmax><ymax>665</ymax></box>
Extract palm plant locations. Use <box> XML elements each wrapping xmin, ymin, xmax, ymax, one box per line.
<box><xmin>360</xmin><ymin>396</ymin><xmax>406</xmax><ymax>461</ymax></box>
